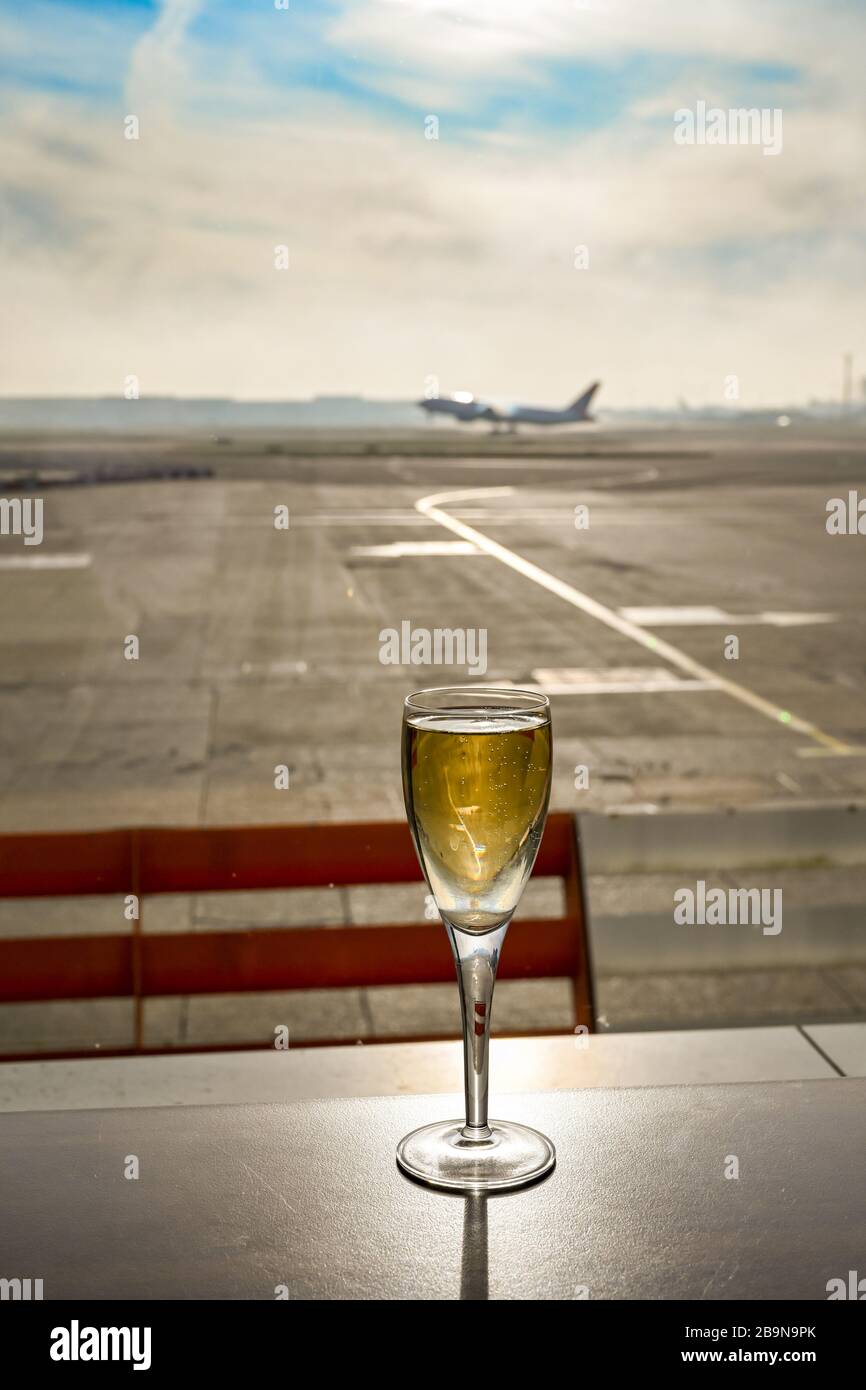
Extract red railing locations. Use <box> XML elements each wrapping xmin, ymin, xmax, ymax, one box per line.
<box><xmin>0</xmin><ymin>813</ymin><xmax>594</xmax><ymax>1057</ymax></box>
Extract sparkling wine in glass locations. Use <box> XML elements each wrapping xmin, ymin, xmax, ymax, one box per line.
<box><xmin>396</xmin><ymin>686</ymin><xmax>555</xmax><ymax>1191</ymax></box>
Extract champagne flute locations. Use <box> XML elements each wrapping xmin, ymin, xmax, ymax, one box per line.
<box><xmin>396</xmin><ymin>686</ymin><xmax>555</xmax><ymax>1191</ymax></box>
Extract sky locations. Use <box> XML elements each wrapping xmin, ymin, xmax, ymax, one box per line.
<box><xmin>0</xmin><ymin>0</ymin><xmax>864</xmax><ymax>406</ymax></box>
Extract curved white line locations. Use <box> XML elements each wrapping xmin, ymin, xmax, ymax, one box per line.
<box><xmin>414</xmin><ymin>487</ymin><xmax>850</xmax><ymax>754</ymax></box>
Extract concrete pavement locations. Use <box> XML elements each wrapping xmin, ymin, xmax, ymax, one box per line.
<box><xmin>1</xmin><ymin>422</ymin><xmax>864</xmax><ymax>1051</ymax></box>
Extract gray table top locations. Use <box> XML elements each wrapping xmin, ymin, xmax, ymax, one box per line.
<box><xmin>2</xmin><ymin>1079</ymin><xmax>864</xmax><ymax>1300</ymax></box>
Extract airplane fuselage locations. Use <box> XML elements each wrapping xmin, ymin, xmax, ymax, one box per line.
<box><xmin>501</xmin><ymin>406</ymin><xmax>583</xmax><ymax>425</ymax></box>
<box><xmin>418</xmin><ymin>382</ymin><xmax>600</xmax><ymax>428</ymax></box>
<box><xmin>419</xmin><ymin>397</ymin><xmax>493</xmax><ymax>422</ymax></box>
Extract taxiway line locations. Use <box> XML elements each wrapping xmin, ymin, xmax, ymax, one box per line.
<box><xmin>414</xmin><ymin>486</ymin><xmax>852</xmax><ymax>755</ymax></box>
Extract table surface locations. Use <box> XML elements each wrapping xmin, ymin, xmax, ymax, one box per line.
<box><xmin>2</xmin><ymin>1079</ymin><xmax>864</xmax><ymax>1300</ymax></box>
<box><xmin>0</xmin><ymin>1025</ymin><xmax>841</xmax><ymax>1113</ymax></box>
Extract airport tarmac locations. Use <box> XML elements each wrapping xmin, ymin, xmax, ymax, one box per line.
<box><xmin>2</xmin><ymin>421</ymin><xmax>864</xmax><ymax>829</ymax></box>
<box><xmin>1</xmin><ymin>422</ymin><xmax>864</xmax><ymax>1049</ymax></box>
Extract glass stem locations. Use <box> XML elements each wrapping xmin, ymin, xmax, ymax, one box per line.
<box><xmin>446</xmin><ymin>922</ymin><xmax>508</xmax><ymax>1140</ymax></box>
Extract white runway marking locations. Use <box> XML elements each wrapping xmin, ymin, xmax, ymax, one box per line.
<box><xmin>619</xmin><ymin>606</ymin><xmax>837</xmax><ymax>627</ymax></box>
<box><xmin>795</xmin><ymin>746</ymin><xmax>866</xmax><ymax>759</ymax></box>
<box><xmin>414</xmin><ymin>486</ymin><xmax>853</xmax><ymax>755</ymax></box>
<box><xmin>292</xmin><ymin>512</ymin><xmax>428</xmax><ymax>526</ymax></box>
<box><xmin>0</xmin><ymin>553</ymin><xmax>92</xmax><ymax>570</ymax></box>
<box><xmin>399</xmin><ymin>457</ymin><xmax>663</xmax><ymax>485</ymax></box>
<box><xmin>294</xmin><ymin>510</ymin><xmax>646</xmax><ymax>526</ymax></box>
<box><xmin>350</xmin><ymin>540</ymin><xmax>482</xmax><ymax>558</ymax></box>
<box><xmin>499</xmin><ymin>667</ymin><xmax>719</xmax><ymax>695</ymax></box>
<box><xmin>757</xmin><ymin>612</ymin><xmax>838</xmax><ymax>628</ymax></box>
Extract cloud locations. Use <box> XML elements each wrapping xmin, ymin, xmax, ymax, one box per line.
<box><xmin>326</xmin><ymin>0</ymin><xmax>864</xmax><ymax>102</ymax></box>
<box><xmin>126</xmin><ymin>0</ymin><xmax>204</xmax><ymax>122</ymax></box>
<box><xmin>0</xmin><ymin>0</ymin><xmax>863</xmax><ymax>404</ymax></box>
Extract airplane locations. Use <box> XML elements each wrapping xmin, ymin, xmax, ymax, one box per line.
<box><xmin>417</xmin><ymin>390</ymin><xmax>495</xmax><ymax>423</ymax></box>
<box><xmin>418</xmin><ymin>382</ymin><xmax>601</xmax><ymax>429</ymax></box>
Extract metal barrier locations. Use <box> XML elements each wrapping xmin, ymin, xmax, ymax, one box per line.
<box><xmin>0</xmin><ymin>813</ymin><xmax>594</xmax><ymax>1058</ymax></box>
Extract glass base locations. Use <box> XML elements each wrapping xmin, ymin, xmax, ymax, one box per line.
<box><xmin>396</xmin><ymin>1119</ymin><xmax>555</xmax><ymax>1192</ymax></box>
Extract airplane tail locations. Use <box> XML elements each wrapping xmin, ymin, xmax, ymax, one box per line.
<box><xmin>569</xmin><ymin>381</ymin><xmax>601</xmax><ymax>417</ymax></box>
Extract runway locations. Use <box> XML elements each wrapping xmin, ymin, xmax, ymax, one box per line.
<box><xmin>1</xmin><ymin>421</ymin><xmax>864</xmax><ymax>832</ymax></box>
<box><xmin>2</xmin><ymin>420</ymin><xmax>866</xmax><ymax>1047</ymax></box>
